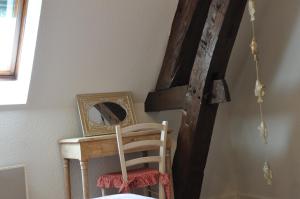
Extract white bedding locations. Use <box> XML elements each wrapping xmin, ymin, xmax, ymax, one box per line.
<box><xmin>93</xmin><ymin>193</ymin><xmax>155</xmax><ymax>199</ymax></box>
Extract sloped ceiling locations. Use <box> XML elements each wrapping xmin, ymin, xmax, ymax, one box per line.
<box><xmin>28</xmin><ymin>0</ymin><xmax>178</xmax><ymax>108</ymax></box>
<box><xmin>27</xmin><ymin>0</ymin><xmax>268</xmax><ymax>108</ymax></box>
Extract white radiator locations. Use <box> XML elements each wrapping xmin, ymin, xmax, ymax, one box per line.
<box><xmin>0</xmin><ymin>165</ymin><xmax>27</xmax><ymax>199</ymax></box>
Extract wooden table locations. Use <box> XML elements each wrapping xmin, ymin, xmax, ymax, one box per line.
<box><xmin>59</xmin><ymin>130</ymin><xmax>173</xmax><ymax>199</ymax></box>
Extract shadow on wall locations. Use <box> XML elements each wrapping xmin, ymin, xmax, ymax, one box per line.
<box><xmin>229</xmin><ymin>0</ymin><xmax>300</xmax><ymax>198</ymax></box>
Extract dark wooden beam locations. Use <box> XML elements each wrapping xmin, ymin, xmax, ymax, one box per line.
<box><xmin>156</xmin><ymin>0</ymin><xmax>212</xmax><ymax>90</ymax></box>
<box><xmin>209</xmin><ymin>79</ymin><xmax>231</xmax><ymax>104</ymax></box>
<box><xmin>172</xmin><ymin>0</ymin><xmax>247</xmax><ymax>199</ymax></box>
<box><xmin>145</xmin><ymin>79</ymin><xmax>230</xmax><ymax>112</ymax></box>
<box><xmin>145</xmin><ymin>86</ymin><xmax>188</xmax><ymax>112</ymax></box>
<box><xmin>94</xmin><ymin>104</ymin><xmax>121</xmax><ymax>125</ymax></box>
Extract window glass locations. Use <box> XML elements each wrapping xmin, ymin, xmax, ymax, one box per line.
<box><xmin>0</xmin><ymin>0</ymin><xmax>42</xmax><ymax>105</ymax></box>
<box><xmin>0</xmin><ymin>0</ymin><xmax>23</xmax><ymax>76</ymax></box>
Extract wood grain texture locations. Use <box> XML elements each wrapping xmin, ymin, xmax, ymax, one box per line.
<box><xmin>166</xmin><ymin>150</ymin><xmax>175</xmax><ymax>199</ymax></box>
<box><xmin>209</xmin><ymin>79</ymin><xmax>231</xmax><ymax>104</ymax></box>
<box><xmin>93</xmin><ymin>103</ymin><xmax>121</xmax><ymax>124</ymax></box>
<box><xmin>145</xmin><ymin>79</ymin><xmax>230</xmax><ymax>112</ymax></box>
<box><xmin>172</xmin><ymin>0</ymin><xmax>247</xmax><ymax>198</ymax></box>
<box><xmin>155</xmin><ymin>0</ymin><xmax>212</xmax><ymax>90</ymax></box>
<box><xmin>145</xmin><ymin>86</ymin><xmax>188</xmax><ymax>112</ymax></box>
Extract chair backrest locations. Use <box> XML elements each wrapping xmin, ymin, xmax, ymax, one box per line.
<box><xmin>115</xmin><ymin>121</ymin><xmax>168</xmax><ymax>182</ymax></box>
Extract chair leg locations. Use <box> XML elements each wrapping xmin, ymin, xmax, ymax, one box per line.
<box><xmin>144</xmin><ymin>187</ymin><xmax>152</xmax><ymax>197</ymax></box>
<box><xmin>143</xmin><ymin>187</ymin><xmax>147</xmax><ymax>196</ymax></box>
<box><xmin>159</xmin><ymin>183</ymin><xmax>165</xmax><ymax>199</ymax></box>
<box><xmin>101</xmin><ymin>188</ymin><xmax>105</xmax><ymax>196</ymax></box>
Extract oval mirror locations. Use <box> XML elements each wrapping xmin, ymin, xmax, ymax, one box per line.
<box><xmin>88</xmin><ymin>102</ymin><xmax>127</xmax><ymax>126</ymax></box>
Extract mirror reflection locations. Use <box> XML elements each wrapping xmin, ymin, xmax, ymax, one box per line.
<box><xmin>88</xmin><ymin>102</ymin><xmax>127</xmax><ymax>126</ymax></box>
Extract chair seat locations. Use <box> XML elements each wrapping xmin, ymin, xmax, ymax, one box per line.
<box><xmin>97</xmin><ymin>168</ymin><xmax>170</xmax><ymax>199</ymax></box>
<box><xmin>93</xmin><ymin>193</ymin><xmax>154</xmax><ymax>199</ymax></box>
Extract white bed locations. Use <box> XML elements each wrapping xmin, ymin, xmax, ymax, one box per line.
<box><xmin>93</xmin><ymin>193</ymin><xmax>155</xmax><ymax>199</ymax></box>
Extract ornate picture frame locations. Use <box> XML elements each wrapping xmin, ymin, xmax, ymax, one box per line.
<box><xmin>77</xmin><ymin>92</ymin><xmax>137</xmax><ymax>136</ymax></box>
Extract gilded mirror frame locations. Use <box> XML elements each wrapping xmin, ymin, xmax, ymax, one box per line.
<box><xmin>77</xmin><ymin>92</ymin><xmax>137</xmax><ymax>136</ymax></box>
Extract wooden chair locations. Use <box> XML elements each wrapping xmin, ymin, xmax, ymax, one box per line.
<box><xmin>92</xmin><ymin>193</ymin><xmax>154</xmax><ymax>199</ymax></box>
<box><xmin>97</xmin><ymin>121</ymin><xmax>170</xmax><ymax>199</ymax></box>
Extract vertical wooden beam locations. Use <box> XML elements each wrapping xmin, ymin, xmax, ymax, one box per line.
<box><xmin>156</xmin><ymin>0</ymin><xmax>212</xmax><ymax>90</ymax></box>
<box><xmin>172</xmin><ymin>0</ymin><xmax>247</xmax><ymax>198</ymax></box>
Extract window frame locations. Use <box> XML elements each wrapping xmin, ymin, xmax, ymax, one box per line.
<box><xmin>0</xmin><ymin>0</ymin><xmax>43</xmax><ymax>105</ymax></box>
<box><xmin>0</xmin><ymin>0</ymin><xmax>28</xmax><ymax>80</ymax></box>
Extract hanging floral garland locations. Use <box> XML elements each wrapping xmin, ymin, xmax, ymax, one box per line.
<box><xmin>248</xmin><ymin>0</ymin><xmax>272</xmax><ymax>185</ymax></box>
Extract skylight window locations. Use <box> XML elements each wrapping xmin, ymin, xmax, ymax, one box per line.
<box><xmin>0</xmin><ymin>0</ymin><xmax>26</xmax><ymax>79</ymax></box>
<box><xmin>0</xmin><ymin>0</ymin><xmax>42</xmax><ymax>105</ymax></box>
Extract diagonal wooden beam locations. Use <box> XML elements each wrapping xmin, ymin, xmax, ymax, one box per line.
<box><xmin>172</xmin><ymin>0</ymin><xmax>247</xmax><ymax>198</ymax></box>
<box><xmin>156</xmin><ymin>0</ymin><xmax>212</xmax><ymax>90</ymax></box>
<box><xmin>94</xmin><ymin>104</ymin><xmax>121</xmax><ymax>125</ymax></box>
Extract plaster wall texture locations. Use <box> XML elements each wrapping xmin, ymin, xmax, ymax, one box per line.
<box><xmin>228</xmin><ymin>0</ymin><xmax>300</xmax><ymax>198</ymax></box>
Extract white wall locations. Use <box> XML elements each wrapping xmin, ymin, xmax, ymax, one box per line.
<box><xmin>0</xmin><ymin>0</ymin><xmax>178</xmax><ymax>198</ymax></box>
<box><xmin>228</xmin><ymin>0</ymin><xmax>300</xmax><ymax>198</ymax></box>
<box><xmin>200</xmin><ymin>105</ymin><xmax>239</xmax><ymax>199</ymax></box>
<box><xmin>0</xmin><ymin>0</ymin><xmax>242</xmax><ymax>199</ymax></box>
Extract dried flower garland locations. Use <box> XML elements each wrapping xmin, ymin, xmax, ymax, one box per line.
<box><xmin>248</xmin><ymin>0</ymin><xmax>272</xmax><ymax>185</ymax></box>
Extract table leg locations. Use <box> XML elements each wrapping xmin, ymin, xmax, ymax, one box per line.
<box><xmin>166</xmin><ymin>149</ymin><xmax>174</xmax><ymax>199</ymax></box>
<box><xmin>63</xmin><ymin>159</ymin><xmax>71</xmax><ymax>199</ymax></box>
<box><xmin>80</xmin><ymin>161</ymin><xmax>89</xmax><ymax>199</ymax></box>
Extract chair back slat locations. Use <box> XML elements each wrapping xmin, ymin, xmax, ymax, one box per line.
<box><xmin>125</xmin><ymin>156</ymin><xmax>161</xmax><ymax>167</ymax></box>
<box><xmin>123</xmin><ymin>140</ymin><xmax>163</xmax><ymax>151</ymax></box>
<box><xmin>122</xmin><ymin>123</ymin><xmax>164</xmax><ymax>135</ymax></box>
<box><xmin>114</xmin><ymin>121</ymin><xmax>168</xmax><ymax>199</ymax></box>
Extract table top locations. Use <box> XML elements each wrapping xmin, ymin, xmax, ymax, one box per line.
<box><xmin>59</xmin><ymin>129</ymin><xmax>172</xmax><ymax>144</ymax></box>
